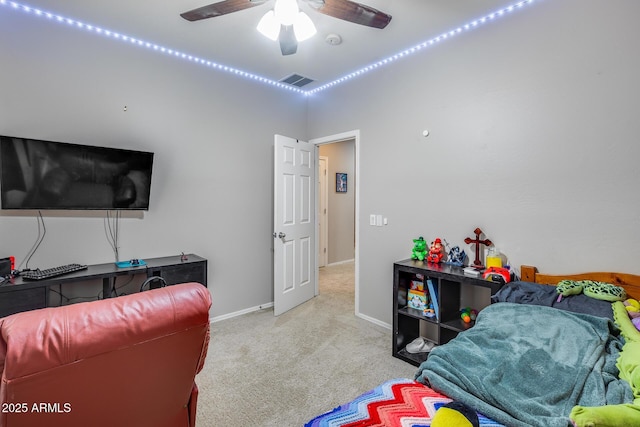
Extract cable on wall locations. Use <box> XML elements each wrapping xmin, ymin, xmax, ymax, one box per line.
<box><xmin>104</xmin><ymin>210</ymin><xmax>120</xmax><ymax>262</ymax></box>
<box><xmin>18</xmin><ymin>211</ymin><xmax>46</xmax><ymax>271</ymax></box>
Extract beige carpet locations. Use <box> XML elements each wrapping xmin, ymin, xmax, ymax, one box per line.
<box><xmin>195</xmin><ymin>261</ymin><xmax>417</xmax><ymax>426</ymax></box>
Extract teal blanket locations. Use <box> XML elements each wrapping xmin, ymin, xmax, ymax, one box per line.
<box><xmin>415</xmin><ymin>303</ymin><xmax>634</xmax><ymax>427</ymax></box>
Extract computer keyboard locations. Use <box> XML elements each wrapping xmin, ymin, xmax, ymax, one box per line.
<box><xmin>21</xmin><ymin>263</ymin><xmax>88</xmax><ymax>281</ymax></box>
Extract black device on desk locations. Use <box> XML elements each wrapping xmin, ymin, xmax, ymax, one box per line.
<box><xmin>21</xmin><ymin>263</ymin><xmax>88</xmax><ymax>281</ymax></box>
<box><xmin>0</xmin><ymin>257</ymin><xmax>12</xmax><ymax>277</ymax></box>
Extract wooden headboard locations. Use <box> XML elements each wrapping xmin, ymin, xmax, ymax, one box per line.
<box><xmin>521</xmin><ymin>265</ymin><xmax>640</xmax><ymax>300</ymax></box>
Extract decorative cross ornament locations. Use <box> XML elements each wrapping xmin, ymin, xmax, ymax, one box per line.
<box><xmin>464</xmin><ymin>227</ymin><xmax>492</xmax><ymax>268</ymax></box>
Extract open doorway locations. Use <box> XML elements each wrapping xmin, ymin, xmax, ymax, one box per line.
<box><xmin>311</xmin><ymin>130</ymin><xmax>359</xmax><ymax>315</ymax></box>
<box><xmin>318</xmin><ymin>140</ymin><xmax>355</xmax><ymax>265</ymax></box>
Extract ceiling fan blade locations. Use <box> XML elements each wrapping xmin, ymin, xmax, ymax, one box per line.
<box><xmin>181</xmin><ymin>0</ymin><xmax>267</xmax><ymax>22</ymax></box>
<box><xmin>309</xmin><ymin>0</ymin><xmax>391</xmax><ymax>29</ymax></box>
<box><xmin>279</xmin><ymin>25</ymin><xmax>298</xmax><ymax>56</ymax></box>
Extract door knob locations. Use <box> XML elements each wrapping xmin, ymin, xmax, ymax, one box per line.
<box><xmin>278</xmin><ymin>232</ymin><xmax>286</xmax><ymax>239</ymax></box>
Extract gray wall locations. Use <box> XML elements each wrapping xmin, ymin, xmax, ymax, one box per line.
<box><xmin>319</xmin><ymin>140</ymin><xmax>355</xmax><ymax>264</ymax></box>
<box><xmin>0</xmin><ymin>10</ymin><xmax>307</xmax><ymax>319</ymax></box>
<box><xmin>309</xmin><ymin>0</ymin><xmax>640</xmax><ymax>324</ymax></box>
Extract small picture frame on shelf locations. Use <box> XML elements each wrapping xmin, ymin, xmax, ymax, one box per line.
<box><xmin>336</xmin><ymin>173</ymin><xmax>347</xmax><ymax>193</ymax></box>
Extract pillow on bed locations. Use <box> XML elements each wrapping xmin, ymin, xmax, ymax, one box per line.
<box><xmin>491</xmin><ymin>280</ymin><xmax>613</xmax><ymax>320</ymax></box>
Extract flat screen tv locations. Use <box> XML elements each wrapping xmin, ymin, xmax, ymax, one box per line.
<box><xmin>0</xmin><ymin>135</ymin><xmax>154</xmax><ymax>210</ymax></box>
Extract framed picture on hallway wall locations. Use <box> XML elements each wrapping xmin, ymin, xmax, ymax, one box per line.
<box><xmin>336</xmin><ymin>173</ymin><xmax>347</xmax><ymax>193</ymax></box>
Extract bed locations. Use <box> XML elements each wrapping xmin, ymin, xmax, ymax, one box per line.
<box><xmin>306</xmin><ymin>265</ymin><xmax>640</xmax><ymax>427</ymax></box>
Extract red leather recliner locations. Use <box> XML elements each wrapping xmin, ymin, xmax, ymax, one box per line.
<box><xmin>0</xmin><ymin>282</ymin><xmax>211</xmax><ymax>427</ymax></box>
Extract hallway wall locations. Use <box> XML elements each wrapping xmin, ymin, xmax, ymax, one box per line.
<box><xmin>319</xmin><ymin>140</ymin><xmax>355</xmax><ymax>264</ymax></box>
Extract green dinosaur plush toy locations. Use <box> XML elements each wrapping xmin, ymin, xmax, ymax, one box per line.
<box><xmin>582</xmin><ymin>280</ymin><xmax>626</xmax><ymax>302</ymax></box>
<box><xmin>411</xmin><ymin>236</ymin><xmax>428</xmax><ymax>261</ymax></box>
<box><xmin>556</xmin><ymin>279</ymin><xmax>626</xmax><ymax>302</ymax></box>
<box><xmin>557</xmin><ymin>280</ymin><xmax>584</xmax><ymax>297</ymax></box>
<box><xmin>431</xmin><ymin>401</ymin><xmax>479</xmax><ymax>427</ymax></box>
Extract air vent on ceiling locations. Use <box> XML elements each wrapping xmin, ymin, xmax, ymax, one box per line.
<box><xmin>280</xmin><ymin>74</ymin><xmax>314</xmax><ymax>88</ymax></box>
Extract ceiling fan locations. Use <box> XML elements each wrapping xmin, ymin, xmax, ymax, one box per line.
<box><xmin>180</xmin><ymin>0</ymin><xmax>392</xmax><ymax>56</ymax></box>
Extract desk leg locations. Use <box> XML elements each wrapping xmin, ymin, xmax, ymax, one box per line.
<box><xmin>103</xmin><ymin>278</ymin><xmax>112</xmax><ymax>299</ymax></box>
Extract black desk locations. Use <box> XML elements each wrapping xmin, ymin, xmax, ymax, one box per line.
<box><xmin>0</xmin><ymin>254</ymin><xmax>207</xmax><ymax>317</ymax></box>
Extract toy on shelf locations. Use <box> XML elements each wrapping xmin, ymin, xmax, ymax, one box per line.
<box><xmin>410</xmin><ymin>278</ymin><xmax>424</xmax><ymax>292</ymax></box>
<box><xmin>408</xmin><ymin>289</ymin><xmax>428</xmax><ymax>311</ymax></box>
<box><xmin>464</xmin><ymin>227</ymin><xmax>492</xmax><ymax>268</ymax></box>
<box><xmin>411</xmin><ymin>236</ymin><xmax>428</xmax><ymax>261</ymax></box>
<box><xmin>427</xmin><ymin>238</ymin><xmax>445</xmax><ymax>263</ymax></box>
<box><xmin>445</xmin><ymin>245</ymin><xmax>466</xmax><ymax>267</ymax></box>
<box><xmin>423</xmin><ymin>303</ymin><xmax>436</xmax><ymax>319</ymax></box>
<box><xmin>460</xmin><ymin>307</ymin><xmax>478</xmax><ymax>324</ymax></box>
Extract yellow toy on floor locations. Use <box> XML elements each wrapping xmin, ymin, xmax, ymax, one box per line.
<box><xmin>431</xmin><ymin>401</ymin><xmax>479</xmax><ymax>427</ymax></box>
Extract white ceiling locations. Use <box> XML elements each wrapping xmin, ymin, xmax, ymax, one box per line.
<box><xmin>9</xmin><ymin>0</ymin><xmax>529</xmax><ymax>90</ymax></box>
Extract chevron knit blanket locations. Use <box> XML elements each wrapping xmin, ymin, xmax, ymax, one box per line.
<box><xmin>304</xmin><ymin>378</ymin><xmax>504</xmax><ymax>427</ymax></box>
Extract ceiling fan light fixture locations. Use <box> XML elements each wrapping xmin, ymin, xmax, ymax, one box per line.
<box><xmin>257</xmin><ymin>10</ymin><xmax>280</xmax><ymax>41</ymax></box>
<box><xmin>293</xmin><ymin>11</ymin><xmax>317</xmax><ymax>42</ymax></box>
<box><xmin>274</xmin><ymin>0</ymin><xmax>299</xmax><ymax>26</ymax></box>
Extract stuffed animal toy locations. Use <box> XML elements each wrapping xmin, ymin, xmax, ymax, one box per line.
<box><xmin>623</xmin><ymin>299</ymin><xmax>640</xmax><ymax>332</ymax></box>
<box><xmin>427</xmin><ymin>238</ymin><xmax>445</xmax><ymax>263</ymax></box>
<box><xmin>445</xmin><ymin>245</ymin><xmax>467</xmax><ymax>266</ymax></box>
<box><xmin>431</xmin><ymin>401</ymin><xmax>479</xmax><ymax>427</ymax></box>
<box><xmin>556</xmin><ymin>280</ymin><xmax>626</xmax><ymax>302</ymax></box>
<box><xmin>624</xmin><ymin>298</ymin><xmax>640</xmax><ymax>319</ymax></box>
<box><xmin>411</xmin><ymin>237</ymin><xmax>428</xmax><ymax>261</ymax></box>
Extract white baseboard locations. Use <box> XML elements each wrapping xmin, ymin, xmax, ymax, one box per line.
<box><xmin>210</xmin><ymin>302</ymin><xmax>274</xmax><ymax>323</ymax></box>
<box><xmin>327</xmin><ymin>258</ymin><xmax>355</xmax><ymax>267</ymax></box>
<box><xmin>356</xmin><ymin>311</ymin><xmax>391</xmax><ymax>330</ymax></box>
<box><xmin>211</xmin><ymin>300</ymin><xmax>390</xmax><ymax>332</ymax></box>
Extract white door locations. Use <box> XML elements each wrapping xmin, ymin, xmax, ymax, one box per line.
<box><xmin>318</xmin><ymin>156</ymin><xmax>328</xmax><ymax>267</ymax></box>
<box><xmin>273</xmin><ymin>135</ymin><xmax>317</xmax><ymax>316</ymax></box>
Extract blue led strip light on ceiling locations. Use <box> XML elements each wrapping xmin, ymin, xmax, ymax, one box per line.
<box><xmin>307</xmin><ymin>0</ymin><xmax>537</xmax><ymax>95</ymax></box>
<box><xmin>0</xmin><ymin>0</ymin><xmax>536</xmax><ymax>96</ymax></box>
<box><xmin>0</xmin><ymin>0</ymin><xmax>302</xmax><ymax>94</ymax></box>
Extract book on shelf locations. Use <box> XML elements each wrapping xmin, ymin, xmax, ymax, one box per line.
<box><xmin>410</xmin><ymin>279</ymin><xmax>424</xmax><ymax>292</ymax></box>
<box><xmin>426</xmin><ymin>279</ymin><xmax>439</xmax><ymax>321</ymax></box>
<box><xmin>407</xmin><ymin>289</ymin><xmax>428</xmax><ymax>311</ymax></box>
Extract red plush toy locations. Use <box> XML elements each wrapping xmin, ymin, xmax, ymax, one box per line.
<box><xmin>427</xmin><ymin>238</ymin><xmax>444</xmax><ymax>263</ymax></box>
